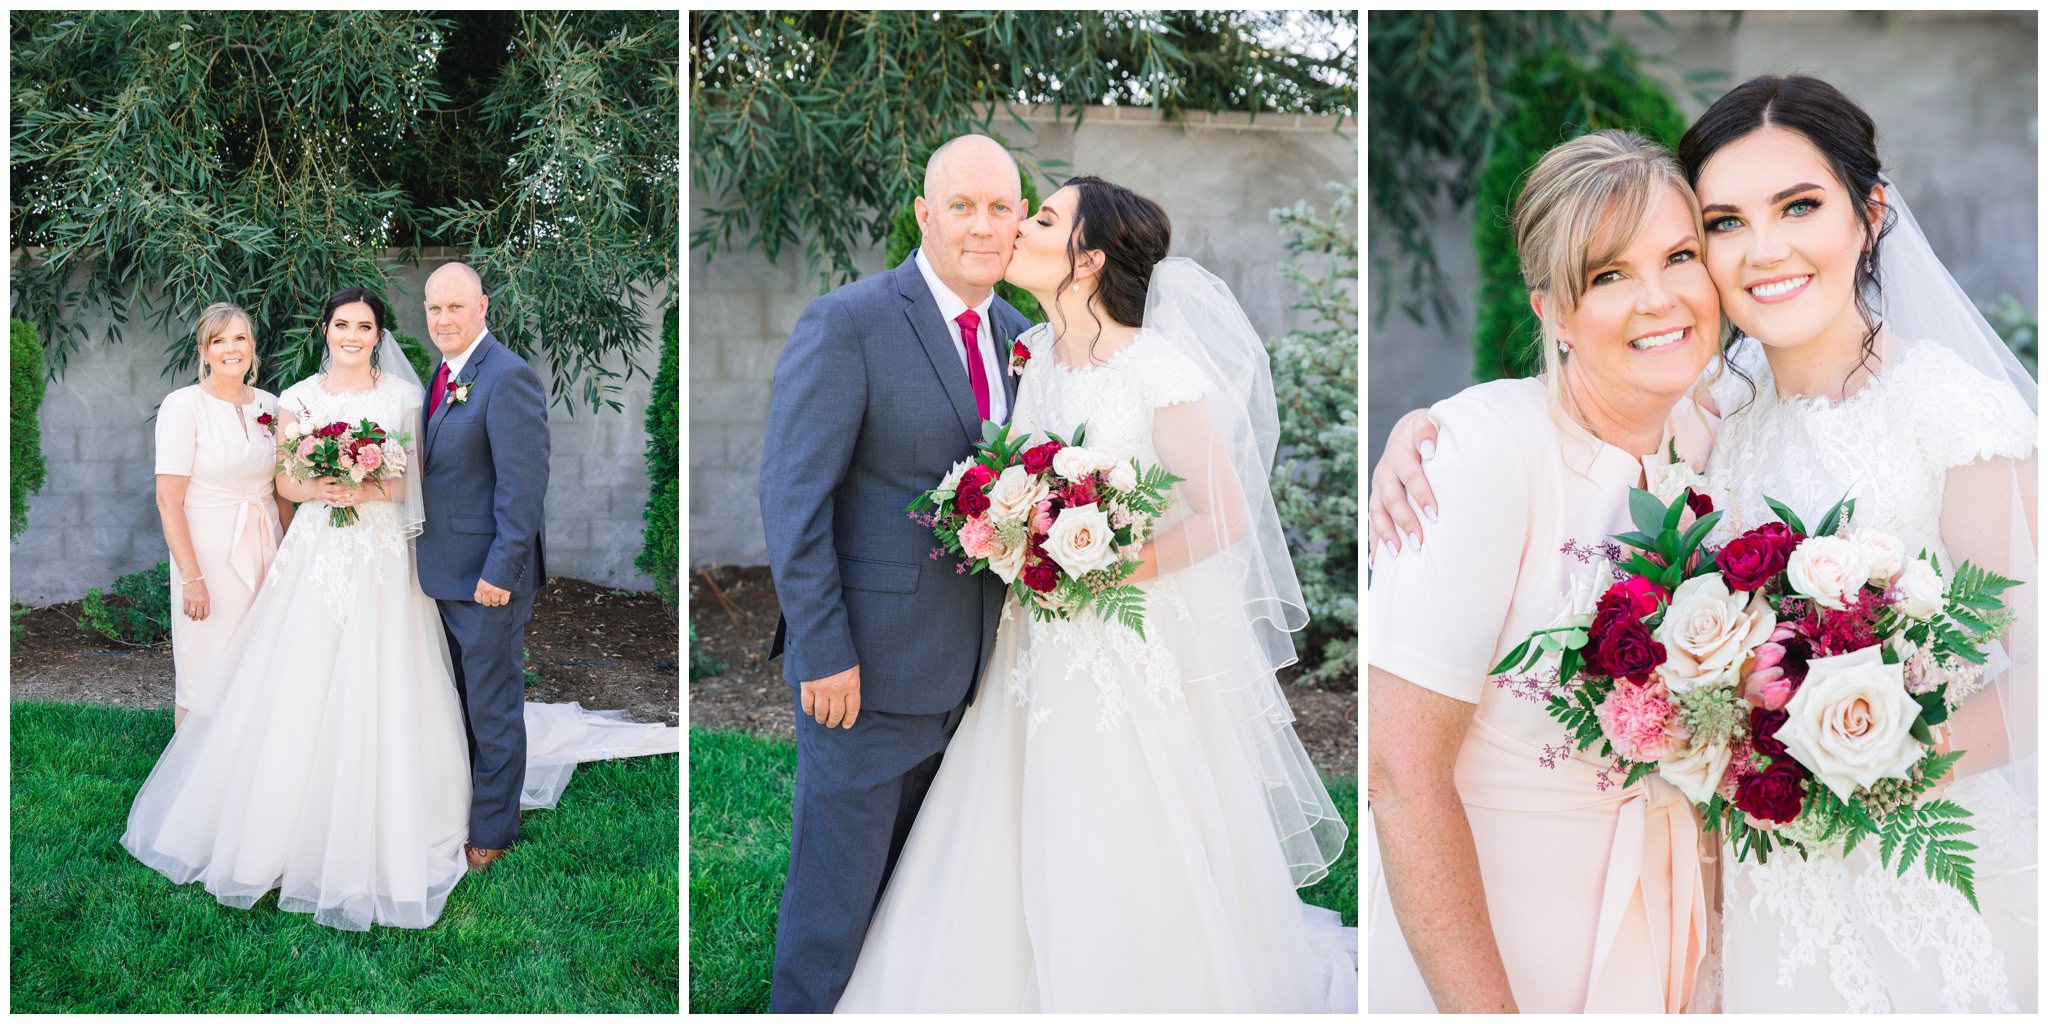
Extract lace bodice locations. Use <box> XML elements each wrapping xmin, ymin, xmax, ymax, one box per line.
<box><xmin>1701</xmin><ymin>339</ymin><xmax>2036</xmax><ymax>1012</ymax></box>
<box><xmin>279</xmin><ymin>374</ymin><xmax>418</xmax><ymax>446</ymax></box>
<box><xmin>1702</xmin><ymin>338</ymin><xmax>2035</xmax><ymax>556</ymax></box>
<box><xmin>1000</xmin><ymin>323</ymin><xmax>1211</xmax><ymax>734</ymax></box>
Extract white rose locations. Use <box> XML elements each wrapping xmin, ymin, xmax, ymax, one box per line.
<box><xmin>1850</xmin><ymin>528</ymin><xmax>1906</xmax><ymax>585</ymax></box>
<box><xmin>1647</xmin><ymin>459</ymin><xmax>1708</xmax><ymax>505</ymax></box>
<box><xmin>1051</xmin><ymin>445</ymin><xmax>1116</xmax><ymax>482</ymax></box>
<box><xmin>935</xmin><ymin>458</ymin><xmax>975</xmax><ymax>498</ymax></box>
<box><xmin>1785</xmin><ymin>535</ymin><xmax>1871</xmax><ymax>611</ymax></box>
<box><xmin>1654</xmin><ymin>574</ymin><xmax>1777</xmax><ymax>692</ymax></box>
<box><xmin>1657</xmin><ymin>731</ymin><xmax>1733</xmax><ymax>806</ymax></box>
<box><xmin>1894</xmin><ymin>557</ymin><xmax>1946</xmax><ymax>620</ymax></box>
<box><xmin>1547</xmin><ymin>564</ymin><xmax>1608</xmax><ymax>633</ymax></box>
<box><xmin>986</xmin><ymin>530</ymin><xmax>1030</xmax><ymax>584</ymax></box>
<box><xmin>1107</xmin><ymin>460</ymin><xmax>1139</xmax><ymax>492</ymax></box>
<box><xmin>1043</xmin><ymin>503</ymin><xmax>1120</xmax><ymax>578</ymax></box>
<box><xmin>987</xmin><ymin>464</ymin><xmax>1051</xmax><ymax>522</ymax></box>
<box><xmin>1775</xmin><ymin>646</ymin><xmax>1925</xmax><ymax>799</ymax></box>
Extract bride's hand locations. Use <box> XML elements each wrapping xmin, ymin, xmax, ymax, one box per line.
<box><xmin>311</xmin><ymin>478</ymin><xmax>356</xmax><ymax>507</ymax></box>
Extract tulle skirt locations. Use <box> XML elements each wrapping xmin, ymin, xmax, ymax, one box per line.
<box><xmin>836</xmin><ymin>569</ymin><xmax>1356</xmax><ymax>1011</ymax></box>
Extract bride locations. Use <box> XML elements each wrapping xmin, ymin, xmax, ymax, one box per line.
<box><xmin>834</xmin><ymin>177</ymin><xmax>1355</xmax><ymax>1012</ymax></box>
<box><xmin>121</xmin><ymin>287</ymin><xmax>676</xmax><ymax>931</ymax></box>
<box><xmin>1368</xmin><ymin>75</ymin><xmax>2036</xmax><ymax>1012</ymax></box>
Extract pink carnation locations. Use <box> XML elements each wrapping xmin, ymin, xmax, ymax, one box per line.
<box><xmin>356</xmin><ymin>444</ymin><xmax>383</xmax><ymax>472</ymax></box>
<box><xmin>1595</xmin><ymin>679</ymin><xmax>1687</xmax><ymax>762</ymax></box>
<box><xmin>297</xmin><ymin>437</ymin><xmax>317</xmax><ymax>459</ymax></box>
<box><xmin>957</xmin><ymin>515</ymin><xmax>998</xmax><ymax>560</ymax></box>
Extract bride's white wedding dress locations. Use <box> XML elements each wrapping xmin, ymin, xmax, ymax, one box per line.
<box><xmin>835</xmin><ymin>303</ymin><xmax>1356</xmax><ymax>1011</ymax></box>
<box><xmin>122</xmin><ymin>373</ymin><xmax>677</xmax><ymax>931</ymax></box>
<box><xmin>1700</xmin><ymin>338</ymin><xmax>2036</xmax><ymax>1012</ymax></box>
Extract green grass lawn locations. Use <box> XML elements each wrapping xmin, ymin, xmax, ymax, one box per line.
<box><xmin>688</xmin><ymin>726</ymin><xmax>1358</xmax><ymax>1013</ymax></box>
<box><xmin>11</xmin><ymin>700</ymin><xmax>680</xmax><ymax>1013</ymax></box>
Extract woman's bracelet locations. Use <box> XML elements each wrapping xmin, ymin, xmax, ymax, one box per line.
<box><xmin>182</xmin><ymin>574</ymin><xmax>205</xmax><ymax>586</ymax></box>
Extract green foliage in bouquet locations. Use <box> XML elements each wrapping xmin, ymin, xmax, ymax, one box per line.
<box><xmin>79</xmin><ymin>561</ymin><xmax>174</xmax><ymax>646</ymax></box>
<box><xmin>884</xmin><ymin>169</ymin><xmax>1044</xmax><ymax>324</ymax></box>
<box><xmin>1268</xmin><ymin>182</ymin><xmax>1359</xmax><ymax>685</ymax></box>
<box><xmin>1470</xmin><ymin>46</ymin><xmax>1688</xmax><ymax>382</ymax></box>
<box><xmin>11</xmin><ymin>318</ymin><xmax>48</xmax><ymax>538</ymax></box>
<box><xmin>637</xmin><ymin>304</ymin><xmax>681</xmax><ymax>607</ymax></box>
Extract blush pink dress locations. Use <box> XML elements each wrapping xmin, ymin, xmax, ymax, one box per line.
<box><xmin>154</xmin><ymin>383</ymin><xmax>283</xmax><ymax>713</ymax></box>
<box><xmin>1365</xmin><ymin>377</ymin><xmax>1718</xmax><ymax>1013</ymax></box>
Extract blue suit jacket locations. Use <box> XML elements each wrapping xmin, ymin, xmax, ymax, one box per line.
<box><xmin>419</xmin><ymin>332</ymin><xmax>551</xmax><ymax>599</ymax></box>
<box><xmin>759</xmin><ymin>254</ymin><xmax>1032</xmax><ymax>714</ymax></box>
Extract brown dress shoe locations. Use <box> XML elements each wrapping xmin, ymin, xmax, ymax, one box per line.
<box><xmin>465</xmin><ymin>843</ymin><xmax>509</xmax><ymax>873</ymax></box>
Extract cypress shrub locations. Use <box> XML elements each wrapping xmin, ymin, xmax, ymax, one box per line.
<box><xmin>11</xmin><ymin>319</ymin><xmax>47</xmax><ymax>538</ymax></box>
<box><xmin>635</xmin><ymin>303</ymin><xmax>681</xmax><ymax>607</ymax></box>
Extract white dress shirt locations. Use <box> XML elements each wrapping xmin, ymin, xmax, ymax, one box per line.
<box><xmin>441</xmin><ymin>325</ymin><xmax>490</xmax><ymax>381</ymax></box>
<box><xmin>914</xmin><ymin>249</ymin><xmax>1008</xmax><ymax>424</ymax></box>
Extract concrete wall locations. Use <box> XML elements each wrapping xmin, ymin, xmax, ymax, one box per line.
<box><xmin>690</xmin><ymin>103</ymin><xmax>1358</xmax><ymax>566</ymax></box>
<box><xmin>11</xmin><ymin>252</ymin><xmax>672</xmax><ymax>604</ymax></box>
<box><xmin>1367</xmin><ymin>10</ymin><xmax>2038</xmax><ymax>465</ymax></box>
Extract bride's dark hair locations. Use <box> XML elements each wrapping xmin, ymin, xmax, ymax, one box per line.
<box><xmin>319</xmin><ymin>286</ymin><xmax>390</xmax><ymax>374</ymax></box>
<box><xmin>1678</xmin><ymin>75</ymin><xmax>1896</xmax><ymax>394</ymax></box>
<box><xmin>1056</xmin><ymin>175</ymin><xmax>1171</xmax><ymax>357</ymax></box>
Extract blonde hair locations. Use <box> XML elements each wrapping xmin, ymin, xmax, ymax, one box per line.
<box><xmin>1511</xmin><ymin>130</ymin><xmax>1707</xmax><ymax>417</ymax></box>
<box><xmin>194</xmin><ymin>302</ymin><xmax>259</xmax><ymax>385</ymax></box>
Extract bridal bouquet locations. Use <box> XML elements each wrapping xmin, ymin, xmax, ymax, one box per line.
<box><xmin>1495</xmin><ymin>480</ymin><xmax>2020</xmax><ymax>908</ymax></box>
<box><xmin>276</xmin><ymin>414</ymin><xmax>411</xmax><ymax>527</ymax></box>
<box><xmin>909</xmin><ymin>421</ymin><xmax>1179</xmax><ymax>637</ymax></box>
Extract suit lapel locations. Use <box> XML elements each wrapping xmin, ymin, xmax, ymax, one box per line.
<box><xmin>426</xmin><ymin>333</ymin><xmax>496</xmax><ymax>459</ymax></box>
<box><xmin>897</xmin><ymin>256</ymin><xmax>982</xmax><ymax>444</ymax></box>
<box><xmin>992</xmin><ymin>308</ymin><xmax>1022</xmax><ymax>419</ymax></box>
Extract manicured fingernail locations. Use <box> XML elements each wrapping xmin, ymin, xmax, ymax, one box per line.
<box><xmin>1423</xmin><ymin>506</ymin><xmax>1438</xmax><ymax>524</ymax></box>
<box><xmin>1379</xmin><ymin>539</ymin><xmax>1396</xmax><ymax>562</ymax></box>
<box><xmin>1419</xmin><ymin>440</ymin><xmax>1437</xmax><ymax>461</ymax></box>
<box><xmin>1406</xmin><ymin>531</ymin><xmax>1421</xmax><ymax>551</ymax></box>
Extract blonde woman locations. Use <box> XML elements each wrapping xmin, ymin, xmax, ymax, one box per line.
<box><xmin>1366</xmin><ymin>131</ymin><xmax>1721</xmax><ymax>1012</ymax></box>
<box><xmin>153</xmin><ymin>302</ymin><xmax>291</xmax><ymax>727</ymax></box>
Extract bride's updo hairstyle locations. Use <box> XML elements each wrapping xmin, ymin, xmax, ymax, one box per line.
<box><xmin>1058</xmin><ymin>175</ymin><xmax>1171</xmax><ymax>342</ymax></box>
<box><xmin>1512</xmin><ymin>129</ymin><xmax>1702</xmax><ymax>414</ymax></box>
<box><xmin>1678</xmin><ymin>74</ymin><xmax>1895</xmax><ymax>375</ymax></box>
<box><xmin>318</xmin><ymin>286</ymin><xmax>390</xmax><ymax>373</ymax></box>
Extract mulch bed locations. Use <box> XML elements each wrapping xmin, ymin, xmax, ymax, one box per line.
<box><xmin>690</xmin><ymin>565</ymin><xmax>1357</xmax><ymax>776</ymax></box>
<box><xmin>11</xmin><ymin>577</ymin><xmax>679</xmax><ymax>727</ymax></box>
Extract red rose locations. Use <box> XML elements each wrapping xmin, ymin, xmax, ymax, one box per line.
<box><xmin>1733</xmin><ymin>761</ymin><xmax>1806</xmax><ymax>823</ymax></box>
<box><xmin>1012</xmin><ymin>339</ymin><xmax>1031</xmax><ymax>365</ymax></box>
<box><xmin>1685</xmin><ymin>489</ymin><xmax>1714</xmax><ymax>517</ymax></box>
<box><xmin>1022</xmin><ymin>561</ymin><xmax>1060</xmax><ymax>593</ymax></box>
<box><xmin>1718</xmin><ymin>530</ymin><xmax>1791</xmax><ymax>591</ymax></box>
<box><xmin>1596</xmin><ymin>617</ymin><xmax>1666</xmax><ymax>684</ymax></box>
<box><xmin>1750</xmin><ymin>705</ymin><xmax>1790</xmax><ymax>759</ymax></box>
<box><xmin>1750</xmin><ymin>521</ymin><xmax>1804</xmax><ymax>557</ymax></box>
<box><xmin>1610</xmin><ymin>574</ymin><xmax>1669</xmax><ymax>619</ymax></box>
<box><xmin>256</xmin><ymin>412</ymin><xmax>275</xmax><ymax>427</ymax></box>
<box><xmin>954</xmin><ymin>486</ymin><xmax>990</xmax><ymax>517</ymax></box>
<box><xmin>959</xmin><ymin>463</ymin><xmax>996</xmax><ymax>493</ymax></box>
<box><xmin>1021</xmin><ymin>440</ymin><xmax>1063</xmax><ymax>475</ymax></box>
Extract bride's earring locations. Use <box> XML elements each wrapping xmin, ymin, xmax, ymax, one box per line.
<box><xmin>1557</xmin><ymin>338</ymin><xmax>1572</xmax><ymax>358</ymax></box>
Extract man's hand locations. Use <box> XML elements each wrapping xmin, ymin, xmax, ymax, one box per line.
<box><xmin>800</xmin><ymin>664</ymin><xmax>861</xmax><ymax>729</ymax></box>
<box><xmin>475</xmin><ymin>579</ymin><xmax>512</xmax><ymax>607</ymax></box>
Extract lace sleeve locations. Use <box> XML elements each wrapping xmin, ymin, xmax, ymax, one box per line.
<box><xmin>1132</xmin><ymin>335</ymin><xmax>1210</xmax><ymax>409</ymax></box>
<box><xmin>1904</xmin><ymin>344</ymin><xmax>2038</xmax><ymax>469</ymax></box>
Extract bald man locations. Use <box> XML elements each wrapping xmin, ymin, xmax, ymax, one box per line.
<box><xmin>417</xmin><ymin>261</ymin><xmax>551</xmax><ymax>874</ymax></box>
<box><xmin>758</xmin><ymin>134</ymin><xmax>1037</xmax><ymax>1011</ymax></box>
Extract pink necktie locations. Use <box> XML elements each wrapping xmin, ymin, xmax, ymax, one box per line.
<box><xmin>428</xmin><ymin>362</ymin><xmax>449</xmax><ymax>419</ymax></box>
<box><xmin>956</xmin><ymin>309</ymin><xmax>990</xmax><ymax>421</ymax></box>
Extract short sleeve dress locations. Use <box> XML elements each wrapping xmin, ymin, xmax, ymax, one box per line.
<box><xmin>1366</xmin><ymin>377</ymin><xmax>1719</xmax><ymax>1013</ymax></box>
<box><xmin>154</xmin><ymin>384</ymin><xmax>283</xmax><ymax>713</ymax></box>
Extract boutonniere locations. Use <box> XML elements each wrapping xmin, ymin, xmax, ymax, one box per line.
<box><xmin>1008</xmin><ymin>337</ymin><xmax>1031</xmax><ymax>378</ymax></box>
<box><xmin>444</xmin><ymin>377</ymin><xmax>472</xmax><ymax>406</ymax></box>
<box><xmin>255</xmin><ymin>410</ymin><xmax>275</xmax><ymax>433</ymax></box>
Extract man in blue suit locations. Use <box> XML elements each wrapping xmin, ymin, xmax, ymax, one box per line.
<box><xmin>416</xmin><ymin>261</ymin><xmax>551</xmax><ymax>874</ymax></box>
<box><xmin>759</xmin><ymin>134</ymin><xmax>1036</xmax><ymax>1012</ymax></box>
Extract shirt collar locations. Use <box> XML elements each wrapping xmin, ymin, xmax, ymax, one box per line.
<box><xmin>443</xmin><ymin>326</ymin><xmax>489</xmax><ymax>379</ymax></box>
<box><xmin>913</xmin><ymin>248</ymin><xmax>994</xmax><ymax>328</ymax></box>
